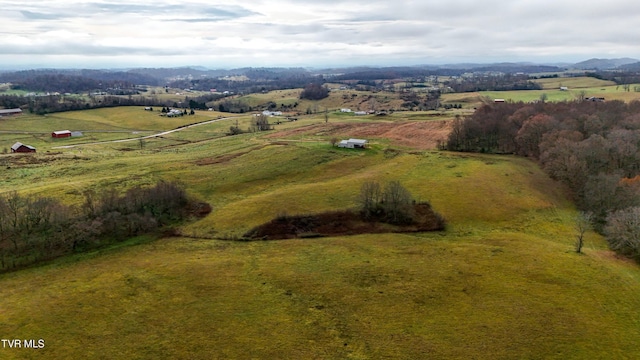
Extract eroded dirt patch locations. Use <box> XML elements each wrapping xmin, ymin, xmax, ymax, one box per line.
<box><xmin>243</xmin><ymin>204</ymin><xmax>445</xmax><ymax>240</ymax></box>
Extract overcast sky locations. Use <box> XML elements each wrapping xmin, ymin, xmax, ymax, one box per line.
<box><xmin>2</xmin><ymin>0</ymin><xmax>640</xmax><ymax>69</ymax></box>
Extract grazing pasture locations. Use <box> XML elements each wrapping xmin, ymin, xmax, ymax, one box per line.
<box><xmin>441</xmin><ymin>77</ymin><xmax>640</xmax><ymax>107</ymax></box>
<box><xmin>0</xmin><ymin>106</ymin><xmax>639</xmax><ymax>359</ymax></box>
<box><xmin>532</xmin><ymin>76</ymin><xmax>616</xmax><ymax>89</ymax></box>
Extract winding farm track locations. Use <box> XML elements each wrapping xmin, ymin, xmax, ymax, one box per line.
<box><xmin>51</xmin><ymin>116</ymin><xmax>239</xmax><ymax>149</ymax></box>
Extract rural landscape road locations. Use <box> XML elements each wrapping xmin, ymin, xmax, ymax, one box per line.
<box><xmin>52</xmin><ymin>116</ymin><xmax>239</xmax><ymax>149</ymax></box>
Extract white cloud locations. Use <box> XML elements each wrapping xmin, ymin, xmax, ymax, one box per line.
<box><xmin>1</xmin><ymin>0</ymin><xmax>640</xmax><ymax>68</ymax></box>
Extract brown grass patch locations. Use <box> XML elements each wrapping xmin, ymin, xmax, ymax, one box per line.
<box><xmin>267</xmin><ymin>121</ymin><xmax>452</xmax><ymax>149</ymax></box>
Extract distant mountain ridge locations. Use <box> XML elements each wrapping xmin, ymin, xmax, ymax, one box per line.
<box><xmin>3</xmin><ymin>58</ymin><xmax>640</xmax><ymax>90</ymax></box>
<box><xmin>572</xmin><ymin>57</ymin><xmax>639</xmax><ymax>70</ymax></box>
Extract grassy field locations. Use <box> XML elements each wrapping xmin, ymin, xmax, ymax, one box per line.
<box><xmin>217</xmin><ymin>88</ymin><xmax>407</xmax><ymax>113</ymax></box>
<box><xmin>0</xmin><ymin>106</ymin><xmax>639</xmax><ymax>359</ymax></box>
<box><xmin>0</xmin><ymin>107</ymin><xmax>234</xmax><ymax>153</ymax></box>
<box><xmin>439</xmin><ymin>77</ymin><xmax>640</xmax><ymax>107</ymax></box>
<box><xmin>441</xmin><ymin>85</ymin><xmax>640</xmax><ymax>107</ymax></box>
<box><xmin>532</xmin><ymin>76</ymin><xmax>616</xmax><ymax>89</ymax></box>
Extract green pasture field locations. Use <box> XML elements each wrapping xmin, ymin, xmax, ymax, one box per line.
<box><xmin>0</xmin><ymin>107</ymin><xmax>639</xmax><ymax>358</ymax></box>
<box><xmin>482</xmin><ymin>85</ymin><xmax>640</xmax><ymax>103</ymax></box>
<box><xmin>532</xmin><ymin>76</ymin><xmax>616</xmax><ymax>89</ymax></box>
<box><xmin>441</xmin><ymin>77</ymin><xmax>640</xmax><ymax>107</ymax></box>
<box><xmin>218</xmin><ymin>88</ymin><xmax>407</xmax><ymax>113</ymax></box>
<box><xmin>0</xmin><ymin>107</ymin><xmax>232</xmax><ymax>152</ymax></box>
<box><xmin>442</xmin><ymin>84</ymin><xmax>640</xmax><ymax>105</ymax></box>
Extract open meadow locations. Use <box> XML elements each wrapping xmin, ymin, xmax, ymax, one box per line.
<box><xmin>0</xmin><ymin>106</ymin><xmax>639</xmax><ymax>359</ymax></box>
<box><xmin>217</xmin><ymin>88</ymin><xmax>408</xmax><ymax>113</ymax></box>
<box><xmin>441</xmin><ymin>77</ymin><xmax>640</xmax><ymax>106</ymax></box>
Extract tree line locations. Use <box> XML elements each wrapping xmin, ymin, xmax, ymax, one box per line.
<box><xmin>446</xmin><ymin>100</ymin><xmax>640</xmax><ymax>261</ymax></box>
<box><xmin>0</xmin><ymin>181</ymin><xmax>209</xmax><ymax>272</ymax></box>
<box><xmin>4</xmin><ymin>73</ymin><xmax>138</xmax><ymax>94</ymax></box>
<box><xmin>444</xmin><ymin>74</ymin><xmax>542</xmax><ymax>93</ymax></box>
<box><xmin>0</xmin><ymin>93</ymin><xmax>183</xmax><ymax>115</ymax></box>
<box><xmin>171</xmin><ymin>74</ymin><xmax>326</xmax><ymax>96</ymax></box>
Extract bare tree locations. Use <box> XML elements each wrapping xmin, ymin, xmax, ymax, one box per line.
<box><xmin>382</xmin><ymin>181</ymin><xmax>415</xmax><ymax>224</ymax></box>
<box><xmin>250</xmin><ymin>114</ymin><xmax>272</xmax><ymax>132</ymax></box>
<box><xmin>539</xmin><ymin>93</ymin><xmax>548</xmax><ymax>103</ymax></box>
<box><xmin>358</xmin><ymin>181</ymin><xmax>382</xmax><ymax>219</ymax></box>
<box><xmin>4</xmin><ymin>191</ymin><xmax>22</xmax><ymax>250</ymax></box>
<box><xmin>574</xmin><ymin>211</ymin><xmax>592</xmax><ymax>253</ymax></box>
<box><xmin>0</xmin><ymin>196</ymin><xmax>8</xmax><ymax>246</ymax></box>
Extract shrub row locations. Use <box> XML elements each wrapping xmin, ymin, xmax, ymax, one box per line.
<box><xmin>0</xmin><ymin>181</ymin><xmax>208</xmax><ymax>272</ymax></box>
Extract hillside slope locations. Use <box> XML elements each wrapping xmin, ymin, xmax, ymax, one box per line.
<box><xmin>0</xmin><ymin>107</ymin><xmax>639</xmax><ymax>359</ymax></box>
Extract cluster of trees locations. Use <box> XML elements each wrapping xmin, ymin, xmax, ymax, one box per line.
<box><xmin>227</xmin><ymin>115</ymin><xmax>272</xmax><ymax>135</ymax></box>
<box><xmin>6</xmin><ymin>74</ymin><xmax>136</xmax><ymax>94</ymax></box>
<box><xmin>445</xmin><ymin>74</ymin><xmax>542</xmax><ymax>93</ymax></box>
<box><xmin>399</xmin><ymin>90</ymin><xmax>441</xmax><ymax>111</ymax></box>
<box><xmin>358</xmin><ymin>180</ymin><xmax>417</xmax><ymax>225</ymax></box>
<box><xmin>250</xmin><ymin>114</ymin><xmax>273</xmax><ymax>132</ymax></box>
<box><xmin>0</xmin><ymin>94</ymin><xmax>24</xmax><ymax>109</ymax></box>
<box><xmin>217</xmin><ymin>99</ymin><xmax>252</xmax><ymax>113</ymax></box>
<box><xmin>0</xmin><ymin>181</ymin><xmax>207</xmax><ymax>272</ymax></box>
<box><xmin>299</xmin><ymin>83</ymin><xmax>329</xmax><ymax>100</ymax></box>
<box><xmin>172</xmin><ymin>72</ymin><xmax>325</xmax><ymax>95</ymax></box>
<box><xmin>446</xmin><ymin>100</ymin><xmax>640</xmax><ymax>260</ymax></box>
<box><xmin>0</xmin><ymin>69</ymin><xmax>157</xmax><ymax>92</ymax></box>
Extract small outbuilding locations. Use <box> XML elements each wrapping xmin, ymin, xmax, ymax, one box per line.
<box><xmin>0</xmin><ymin>108</ymin><xmax>23</xmax><ymax>117</ymax></box>
<box><xmin>52</xmin><ymin>130</ymin><xmax>72</xmax><ymax>138</ymax></box>
<box><xmin>11</xmin><ymin>142</ymin><xmax>36</xmax><ymax>153</ymax></box>
<box><xmin>338</xmin><ymin>138</ymin><xmax>368</xmax><ymax>149</ymax></box>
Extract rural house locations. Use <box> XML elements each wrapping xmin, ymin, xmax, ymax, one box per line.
<box><xmin>11</xmin><ymin>142</ymin><xmax>36</xmax><ymax>153</ymax></box>
<box><xmin>165</xmin><ymin>109</ymin><xmax>184</xmax><ymax>117</ymax></box>
<box><xmin>338</xmin><ymin>138</ymin><xmax>368</xmax><ymax>149</ymax></box>
<box><xmin>262</xmin><ymin>110</ymin><xmax>283</xmax><ymax>116</ymax></box>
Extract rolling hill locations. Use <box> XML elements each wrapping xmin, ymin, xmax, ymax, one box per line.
<box><xmin>0</xmin><ymin>106</ymin><xmax>639</xmax><ymax>359</ymax></box>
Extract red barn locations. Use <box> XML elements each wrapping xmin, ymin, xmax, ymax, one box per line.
<box><xmin>11</xmin><ymin>142</ymin><xmax>36</xmax><ymax>153</ymax></box>
<box><xmin>52</xmin><ymin>130</ymin><xmax>72</xmax><ymax>138</ymax></box>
